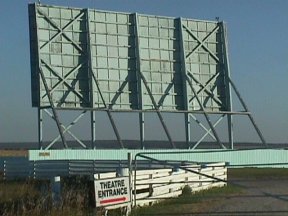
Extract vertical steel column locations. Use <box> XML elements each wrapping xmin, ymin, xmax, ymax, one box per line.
<box><xmin>91</xmin><ymin>111</ymin><xmax>96</xmax><ymax>149</ymax></box>
<box><xmin>221</xmin><ymin>22</ymin><xmax>234</xmax><ymax>149</ymax></box>
<box><xmin>86</xmin><ymin>9</ymin><xmax>96</xmax><ymax>149</ymax></box>
<box><xmin>33</xmin><ymin>5</ymin><xmax>43</xmax><ymax>150</ymax></box>
<box><xmin>139</xmin><ymin>114</ymin><xmax>145</xmax><ymax>149</ymax></box>
<box><xmin>134</xmin><ymin>13</ymin><xmax>145</xmax><ymax>149</ymax></box>
<box><xmin>38</xmin><ymin>108</ymin><xmax>43</xmax><ymax>149</ymax></box>
<box><xmin>178</xmin><ymin>18</ymin><xmax>191</xmax><ymax>148</ymax></box>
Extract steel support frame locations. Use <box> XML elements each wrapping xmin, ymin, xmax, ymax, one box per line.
<box><xmin>177</xmin><ymin>20</ymin><xmax>266</xmax><ymax>149</ymax></box>
<box><xmin>34</xmin><ymin>5</ymin><xmax>266</xmax><ymax>150</ymax></box>
<box><xmin>89</xmin><ymin>58</ymin><xmax>124</xmax><ymax>149</ymax></box>
<box><xmin>190</xmin><ymin>114</ymin><xmax>226</xmax><ymax>149</ymax></box>
<box><xmin>44</xmin><ymin>109</ymin><xmax>87</xmax><ymax>150</ymax></box>
<box><xmin>179</xmin><ymin>19</ymin><xmax>225</xmax><ymax>149</ymax></box>
<box><xmin>86</xmin><ymin>9</ymin><xmax>124</xmax><ymax>149</ymax></box>
<box><xmin>35</xmin><ymin>6</ymin><xmax>88</xmax><ymax>149</ymax></box>
<box><xmin>37</xmin><ymin>8</ymin><xmax>124</xmax><ymax>150</ymax></box>
<box><xmin>229</xmin><ymin>77</ymin><xmax>267</xmax><ymax>146</ymax></box>
<box><xmin>134</xmin><ymin>13</ymin><xmax>175</xmax><ymax>149</ymax></box>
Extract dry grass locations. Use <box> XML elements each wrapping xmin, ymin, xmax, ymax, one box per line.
<box><xmin>0</xmin><ymin>177</ymin><xmax>98</xmax><ymax>216</ymax></box>
<box><xmin>0</xmin><ymin>150</ymin><xmax>28</xmax><ymax>157</ymax></box>
<box><xmin>2</xmin><ymin>168</ymin><xmax>288</xmax><ymax>215</ymax></box>
<box><xmin>0</xmin><ymin>181</ymin><xmax>39</xmax><ymax>202</ymax></box>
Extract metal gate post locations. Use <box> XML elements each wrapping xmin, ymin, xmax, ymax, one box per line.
<box><xmin>133</xmin><ymin>154</ymin><xmax>138</xmax><ymax>207</ymax></box>
<box><xmin>128</xmin><ymin>153</ymin><xmax>133</xmax><ymax>212</ymax></box>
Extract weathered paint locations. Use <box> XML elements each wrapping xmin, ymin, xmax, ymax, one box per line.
<box><xmin>29</xmin><ymin>3</ymin><xmax>228</xmax><ymax>111</ymax></box>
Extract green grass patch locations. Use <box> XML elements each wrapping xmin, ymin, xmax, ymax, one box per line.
<box><xmin>228</xmin><ymin>168</ymin><xmax>288</xmax><ymax>179</ymax></box>
<box><xmin>129</xmin><ymin>185</ymin><xmax>242</xmax><ymax>216</ymax></box>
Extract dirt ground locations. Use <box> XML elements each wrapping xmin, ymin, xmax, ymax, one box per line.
<box><xmin>183</xmin><ymin>176</ymin><xmax>288</xmax><ymax>215</ymax></box>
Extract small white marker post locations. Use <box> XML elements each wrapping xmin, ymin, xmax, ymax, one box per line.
<box><xmin>51</xmin><ymin>176</ymin><xmax>61</xmax><ymax>207</ymax></box>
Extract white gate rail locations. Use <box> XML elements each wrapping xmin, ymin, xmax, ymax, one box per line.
<box><xmin>98</xmin><ymin>162</ymin><xmax>227</xmax><ymax>209</ymax></box>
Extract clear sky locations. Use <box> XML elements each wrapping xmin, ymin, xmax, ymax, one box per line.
<box><xmin>0</xmin><ymin>0</ymin><xmax>287</xmax><ymax>144</ymax></box>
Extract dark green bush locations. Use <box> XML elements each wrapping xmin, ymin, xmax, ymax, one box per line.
<box><xmin>180</xmin><ymin>185</ymin><xmax>192</xmax><ymax>197</ymax></box>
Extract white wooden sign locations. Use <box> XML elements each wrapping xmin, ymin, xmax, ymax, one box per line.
<box><xmin>94</xmin><ymin>176</ymin><xmax>131</xmax><ymax>207</ymax></box>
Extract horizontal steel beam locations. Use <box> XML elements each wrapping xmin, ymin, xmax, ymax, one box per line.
<box><xmin>49</xmin><ymin>107</ymin><xmax>251</xmax><ymax>115</ymax></box>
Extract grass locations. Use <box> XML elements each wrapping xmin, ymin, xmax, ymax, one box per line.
<box><xmin>129</xmin><ymin>184</ymin><xmax>242</xmax><ymax>216</ymax></box>
<box><xmin>129</xmin><ymin>167</ymin><xmax>288</xmax><ymax>216</ymax></box>
<box><xmin>0</xmin><ymin>179</ymin><xmax>45</xmax><ymax>216</ymax></box>
<box><xmin>228</xmin><ymin>168</ymin><xmax>288</xmax><ymax>179</ymax></box>
<box><xmin>0</xmin><ymin>180</ymin><xmax>40</xmax><ymax>203</ymax></box>
<box><xmin>0</xmin><ymin>177</ymin><xmax>97</xmax><ymax>216</ymax></box>
<box><xmin>1</xmin><ymin>168</ymin><xmax>288</xmax><ymax>215</ymax></box>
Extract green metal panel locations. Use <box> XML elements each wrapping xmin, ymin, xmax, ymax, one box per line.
<box><xmin>29</xmin><ymin>4</ymin><xmax>90</xmax><ymax>108</ymax></box>
<box><xmin>89</xmin><ymin>11</ymin><xmax>138</xmax><ymax>109</ymax></box>
<box><xmin>29</xmin><ymin>149</ymin><xmax>288</xmax><ymax>168</ymax></box>
<box><xmin>181</xmin><ymin>19</ymin><xmax>227</xmax><ymax>111</ymax></box>
<box><xmin>137</xmin><ymin>15</ymin><xmax>184</xmax><ymax>110</ymax></box>
<box><xmin>29</xmin><ymin>4</ymin><xmax>229</xmax><ymax>112</ymax></box>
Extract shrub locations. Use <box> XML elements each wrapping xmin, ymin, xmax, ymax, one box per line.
<box><xmin>181</xmin><ymin>185</ymin><xmax>192</xmax><ymax>197</ymax></box>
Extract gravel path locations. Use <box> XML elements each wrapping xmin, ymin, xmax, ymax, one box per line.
<box><xmin>189</xmin><ymin>178</ymin><xmax>288</xmax><ymax>216</ymax></box>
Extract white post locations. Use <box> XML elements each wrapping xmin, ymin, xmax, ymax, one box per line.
<box><xmin>118</xmin><ymin>163</ymin><xmax>131</xmax><ymax>216</ymax></box>
<box><xmin>118</xmin><ymin>167</ymin><xmax>129</xmax><ymax>177</ymax></box>
<box><xmin>51</xmin><ymin>176</ymin><xmax>61</xmax><ymax>207</ymax></box>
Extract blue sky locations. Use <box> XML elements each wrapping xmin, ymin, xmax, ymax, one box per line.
<box><xmin>0</xmin><ymin>0</ymin><xmax>287</xmax><ymax>144</ymax></box>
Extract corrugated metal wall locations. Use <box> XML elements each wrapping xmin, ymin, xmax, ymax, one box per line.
<box><xmin>29</xmin><ymin>149</ymin><xmax>288</xmax><ymax>168</ymax></box>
